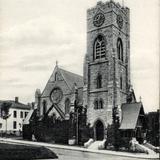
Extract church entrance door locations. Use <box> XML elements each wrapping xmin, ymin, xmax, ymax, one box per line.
<box><xmin>95</xmin><ymin>120</ymin><xmax>104</xmax><ymax>140</ymax></box>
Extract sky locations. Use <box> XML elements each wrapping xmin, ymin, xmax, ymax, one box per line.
<box><xmin>0</xmin><ymin>0</ymin><xmax>159</xmax><ymax>112</ymax></box>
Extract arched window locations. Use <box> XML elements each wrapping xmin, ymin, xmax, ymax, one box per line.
<box><xmin>117</xmin><ymin>38</ymin><xmax>123</xmax><ymax>61</ymax></box>
<box><xmin>94</xmin><ymin>98</ymin><xmax>104</xmax><ymax>110</ymax></box>
<box><xmin>94</xmin><ymin>99</ymin><xmax>98</xmax><ymax>109</ymax></box>
<box><xmin>97</xmin><ymin>74</ymin><xmax>102</xmax><ymax>89</ymax></box>
<box><xmin>94</xmin><ymin>35</ymin><xmax>106</xmax><ymax>60</ymax></box>
<box><xmin>55</xmin><ymin>72</ymin><xmax>58</xmax><ymax>81</ymax></box>
<box><xmin>99</xmin><ymin>98</ymin><xmax>103</xmax><ymax>109</ymax></box>
<box><xmin>42</xmin><ymin>100</ymin><xmax>47</xmax><ymax>115</ymax></box>
<box><xmin>65</xmin><ymin>98</ymin><xmax>70</xmax><ymax>114</ymax></box>
<box><xmin>120</xmin><ymin>76</ymin><xmax>123</xmax><ymax>90</ymax></box>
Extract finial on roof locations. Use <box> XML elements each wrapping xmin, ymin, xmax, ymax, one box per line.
<box><xmin>139</xmin><ymin>96</ymin><xmax>142</xmax><ymax>102</ymax></box>
<box><xmin>56</xmin><ymin>60</ymin><xmax>58</xmax><ymax>66</ymax></box>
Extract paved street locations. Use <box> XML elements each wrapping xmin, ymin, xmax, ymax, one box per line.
<box><xmin>0</xmin><ymin>138</ymin><xmax>158</xmax><ymax>160</ymax></box>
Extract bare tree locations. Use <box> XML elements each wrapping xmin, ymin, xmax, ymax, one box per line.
<box><xmin>0</xmin><ymin>102</ymin><xmax>12</xmax><ymax>136</ymax></box>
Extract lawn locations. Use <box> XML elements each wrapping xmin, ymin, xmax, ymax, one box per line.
<box><xmin>0</xmin><ymin>142</ymin><xmax>58</xmax><ymax>160</ymax></box>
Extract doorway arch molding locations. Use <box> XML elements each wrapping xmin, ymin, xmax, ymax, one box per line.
<box><xmin>93</xmin><ymin>118</ymin><xmax>105</xmax><ymax>140</ymax></box>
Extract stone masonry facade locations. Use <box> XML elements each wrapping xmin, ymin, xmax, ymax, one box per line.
<box><xmin>36</xmin><ymin>1</ymin><xmax>131</xmax><ymax>140</ymax></box>
<box><xmin>83</xmin><ymin>1</ymin><xmax>130</xmax><ymax>128</ymax></box>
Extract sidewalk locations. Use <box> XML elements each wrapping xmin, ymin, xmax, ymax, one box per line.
<box><xmin>0</xmin><ymin>138</ymin><xmax>159</xmax><ymax>159</ymax></box>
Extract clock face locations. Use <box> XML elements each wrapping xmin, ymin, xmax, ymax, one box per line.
<box><xmin>50</xmin><ymin>87</ymin><xmax>63</xmax><ymax>104</ymax></box>
<box><xmin>116</xmin><ymin>15</ymin><xmax>123</xmax><ymax>29</ymax></box>
<box><xmin>93</xmin><ymin>13</ymin><xmax>105</xmax><ymax>27</ymax></box>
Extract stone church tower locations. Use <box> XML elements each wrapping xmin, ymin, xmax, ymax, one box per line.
<box><xmin>83</xmin><ymin>1</ymin><xmax>130</xmax><ymax>139</ymax></box>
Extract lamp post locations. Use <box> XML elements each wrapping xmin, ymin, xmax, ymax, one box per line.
<box><xmin>76</xmin><ymin>107</ymin><xmax>79</xmax><ymax>145</ymax></box>
<box><xmin>74</xmin><ymin>83</ymin><xmax>80</xmax><ymax>145</ymax></box>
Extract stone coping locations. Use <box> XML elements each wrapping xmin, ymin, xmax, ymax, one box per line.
<box><xmin>0</xmin><ymin>138</ymin><xmax>158</xmax><ymax>160</ymax></box>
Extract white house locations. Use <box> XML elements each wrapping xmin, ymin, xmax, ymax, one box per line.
<box><xmin>0</xmin><ymin>97</ymin><xmax>31</xmax><ymax>135</ymax></box>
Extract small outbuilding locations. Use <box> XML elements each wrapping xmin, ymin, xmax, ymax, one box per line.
<box><xmin>119</xmin><ymin>102</ymin><xmax>147</xmax><ymax>144</ymax></box>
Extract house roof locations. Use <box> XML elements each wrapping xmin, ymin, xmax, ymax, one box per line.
<box><xmin>119</xmin><ymin>102</ymin><xmax>143</xmax><ymax>130</ymax></box>
<box><xmin>0</xmin><ymin>100</ymin><xmax>31</xmax><ymax>110</ymax></box>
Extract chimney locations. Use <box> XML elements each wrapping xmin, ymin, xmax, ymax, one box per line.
<box><xmin>15</xmin><ymin>97</ymin><xmax>19</xmax><ymax>103</ymax></box>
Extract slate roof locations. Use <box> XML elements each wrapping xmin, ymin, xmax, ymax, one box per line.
<box><xmin>42</xmin><ymin>66</ymin><xmax>83</xmax><ymax>97</ymax></box>
<box><xmin>0</xmin><ymin>100</ymin><xmax>31</xmax><ymax>110</ymax></box>
<box><xmin>119</xmin><ymin>102</ymin><xmax>143</xmax><ymax>130</ymax></box>
<box><xmin>59</xmin><ymin>68</ymin><xmax>83</xmax><ymax>89</ymax></box>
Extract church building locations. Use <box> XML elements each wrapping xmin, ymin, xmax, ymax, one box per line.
<box><xmin>34</xmin><ymin>1</ymin><xmax>146</xmax><ymax>142</ymax></box>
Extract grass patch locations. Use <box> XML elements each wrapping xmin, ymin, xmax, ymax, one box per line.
<box><xmin>0</xmin><ymin>142</ymin><xmax>58</xmax><ymax>160</ymax></box>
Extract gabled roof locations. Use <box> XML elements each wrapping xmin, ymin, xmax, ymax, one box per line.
<box><xmin>59</xmin><ymin>68</ymin><xmax>83</xmax><ymax>89</ymax></box>
<box><xmin>42</xmin><ymin>65</ymin><xmax>83</xmax><ymax>97</ymax></box>
<box><xmin>119</xmin><ymin>102</ymin><xmax>144</xmax><ymax>130</ymax></box>
<box><xmin>0</xmin><ymin>100</ymin><xmax>31</xmax><ymax>110</ymax></box>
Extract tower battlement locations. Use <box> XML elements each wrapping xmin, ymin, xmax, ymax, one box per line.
<box><xmin>87</xmin><ymin>1</ymin><xmax>129</xmax><ymax>19</ymax></box>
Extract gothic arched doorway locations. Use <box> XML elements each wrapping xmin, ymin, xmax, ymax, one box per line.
<box><xmin>95</xmin><ymin>120</ymin><xmax>104</xmax><ymax>140</ymax></box>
